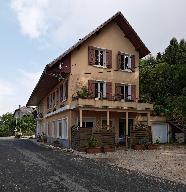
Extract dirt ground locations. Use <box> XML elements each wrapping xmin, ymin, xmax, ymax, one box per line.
<box><xmin>78</xmin><ymin>145</ymin><xmax>186</xmax><ymax>185</ymax></box>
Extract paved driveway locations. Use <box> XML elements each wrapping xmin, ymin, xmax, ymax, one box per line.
<box><xmin>0</xmin><ymin>138</ymin><xmax>185</xmax><ymax>192</ymax></box>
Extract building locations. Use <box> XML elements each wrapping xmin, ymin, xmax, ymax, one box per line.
<box><xmin>13</xmin><ymin>105</ymin><xmax>34</xmax><ymax>118</ymax></box>
<box><xmin>27</xmin><ymin>12</ymin><xmax>153</xmax><ymax>148</ymax></box>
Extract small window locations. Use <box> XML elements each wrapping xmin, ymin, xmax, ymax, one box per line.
<box><xmin>120</xmin><ymin>54</ymin><xmax>131</xmax><ymax>70</ymax></box>
<box><xmin>95</xmin><ymin>81</ymin><xmax>106</xmax><ymax>99</ymax></box>
<box><xmin>78</xmin><ymin>121</ymin><xmax>93</xmax><ymax>128</ymax></box>
<box><xmin>95</xmin><ymin>48</ymin><xmax>106</xmax><ymax>67</ymax></box>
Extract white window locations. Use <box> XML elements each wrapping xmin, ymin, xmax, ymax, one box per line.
<box><xmin>95</xmin><ymin>81</ymin><xmax>106</xmax><ymax>99</ymax></box>
<box><xmin>120</xmin><ymin>84</ymin><xmax>132</xmax><ymax>100</ymax></box>
<box><xmin>120</xmin><ymin>54</ymin><xmax>131</xmax><ymax>70</ymax></box>
<box><xmin>52</xmin><ymin>121</ymin><xmax>57</xmax><ymax>138</ymax></box>
<box><xmin>57</xmin><ymin>118</ymin><xmax>68</xmax><ymax>139</ymax></box>
<box><xmin>78</xmin><ymin>117</ymin><xmax>95</xmax><ymax>128</ymax></box>
<box><xmin>60</xmin><ymin>81</ymin><xmax>67</xmax><ymax>102</ymax></box>
<box><xmin>95</xmin><ymin>48</ymin><xmax>106</xmax><ymax>67</ymax></box>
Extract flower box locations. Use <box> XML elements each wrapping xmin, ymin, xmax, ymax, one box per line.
<box><xmin>86</xmin><ymin>147</ymin><xmax>102</xmax><ymax>154</ymax></box>
<box><xmin>147</xmin><ymin>144</ymin><xmax>158</xmax><ymax>150</ymax></box>
<box><xmin>132</xmin><ymin>144</ymin><xmax>146</xmax><ymax>150</ymax></box>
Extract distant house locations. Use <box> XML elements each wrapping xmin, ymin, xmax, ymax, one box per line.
<box><xmin>27</xmin><ymin>12</ymin><xmax>153</xmax><ymax>149</ymax></box>
<box><xmin>13</xmin><ymin>106</ymin><xmax>34</xmax><ymax>118</ymax></box>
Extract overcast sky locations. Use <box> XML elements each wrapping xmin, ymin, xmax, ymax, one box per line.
<box><xmin>0</xmin><ymin>0</ymin><xmax>186</xmax><ymax>115</ymax></box>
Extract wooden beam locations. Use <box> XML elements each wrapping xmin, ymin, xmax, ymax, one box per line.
<box><xmin>107</xmin><ymin>110</ymin><xmax>110</xmax><ymax>130</ymax></box>
<box><xmin>126</xmin><ymin>111</ymin><xmax>129</xmax><ymax>148</ymax></box>
<box><xmin>79</xmin><ymin>109</ymin><xmax>83</xmax><ymax>128</ymax></box>
<box><xmin>147</xmin><ymin>112</ymin><xmax>151</xmax><ymax>126</ymax></box>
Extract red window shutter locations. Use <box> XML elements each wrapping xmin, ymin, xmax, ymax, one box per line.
<box><xmin>117</xmin><ymin>51</ymin><xmax>121</xmax><ymax>70</ymax></box>
<box><xmin>131</xmin><ymin>85</ymin><xmax>136</xmax><ymax>101</ymax></box>
<box><xmin>88</xmin><ymin>46</ymin><xmax>96</xmax><ymax>65</ymax></box>
<box><xmin>106</xmin><ymin>82</ymin><xmax>112</xmax><ymax>100</ymax></box>
<box><xmin>88</xmin><ymin>80</ymin><xmax>95</xmax><ymax>98</ymax></box>
<box><xmin>115</xmin><ymin>83</ymin><xmax>121</xmax><ymax>100</ymax></box>
<box><xmin>131</xmin><ymin>55</ymin><xmax>135</xmax><ymax>72</ymax></box>
<box><xmin>106</xmin><ymin>50</ymin><xmax>112</xmax><ymax>68</ymax></box>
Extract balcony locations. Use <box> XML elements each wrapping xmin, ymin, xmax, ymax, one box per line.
<box><xmin>71</xmin><ymin>98</ymin><xmax>153</xmax><ymax>111</ymax></box>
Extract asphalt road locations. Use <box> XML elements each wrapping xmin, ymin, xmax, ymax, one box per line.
<box><xmin>0</xmin><ymin>138</ymin><xmax>185</xmax><ymax>192</ymax></box>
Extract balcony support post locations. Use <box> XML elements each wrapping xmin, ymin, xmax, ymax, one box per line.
<box><xmin>79</xmin><ymin>109</ymin><xmax>83</xmax><ymax>128</ymax></box>
<box><xmin>147</xmin><ymin>112</ymin><xmax>151</xmax><ymax>126</ymax></box>
<box><xmin>107</xmin><ymin>110</ymin><xmax>110</xmax><ymax>130</ymax></box>
<box><xmin>125</xmin><ymin>111</ymin><xmax>129</xmax><ymax>148</ymax></box>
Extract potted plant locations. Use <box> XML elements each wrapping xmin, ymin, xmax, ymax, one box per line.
<box><xmin>132</xmin><ymin>138</ymin><xmax>146</xmax><ymax>150</ymax></box>
<box><xmin>147</xmin><ymin>138</ymin><xmax>159</xmax><ymax>150</ymax></box>
<box><xmin>102</xmin><ymin>146</ymin><xmax>115</xmax><ymax>153</ymax></box>
<box><xmin>86</xmin><ymin>135</ymin><xmax>102</xmax><ymax>153</ymax></box>
<box><xmin>53</xmin><ymin>139</ymin><xmax>60</xmax><ymax>148</ymax></box>
<box><xmin>42</xmin><ymin>134</ymin><xmax>47</xmax><ymax>143</ymax></box>
<box><xmin>77</xmin><ymin>86</ymin><xmax>89</xmax><ymax>99</ymax></box>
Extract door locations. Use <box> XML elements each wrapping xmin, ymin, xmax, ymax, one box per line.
<box><xmin>119</xmin><ymin>119</ymin><xmax>133</xmax><ymax>144</ymax></box>
<box><xmin>152</xmin><ymin>123</ymin><xmax>168</xmax><ymax>143</ymax></box>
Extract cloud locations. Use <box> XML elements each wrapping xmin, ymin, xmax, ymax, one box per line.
<box><xmin>10</xmin><ymin>0</ymin><xmax>49</xmax><ymax>38</ymax></box>
<box><xmin>0</xmin><ymin>70</ymin><xmax>41</xmax><ymax>115</ymax></box>
<box><xmin>10</xmin><ymin>0</ymin><xmax>186</xmax><ymax>54</ymax></box>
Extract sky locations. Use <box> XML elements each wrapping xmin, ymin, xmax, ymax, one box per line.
<box><xmin>0</xmin><ymin>0</ymin><xmax>186</xmax><ymax>115</ymax></box>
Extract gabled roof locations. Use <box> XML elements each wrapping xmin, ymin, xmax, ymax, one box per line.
<box><xmin>27</xmin><ymin>11</ymin><xmax>150</xmax><ymax>106</ymax></box>
<box><xmin>48</xmin><ymin>11</ymin><xmax>150</xmax><ymax>69</ymax></box>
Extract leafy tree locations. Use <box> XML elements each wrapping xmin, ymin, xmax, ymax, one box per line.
<box><xmin>0</xmin><ymin>113</ymin><xmax>15</xmax><ymax>136</ymax></box>
<box><xmin>140</xmin><ymin>37</ymin><xmax>186</xmax><ymax>125</ymax></box>
<box><xmin>0</xmin><ymin>112</ymin><xmax>36</xmax><ymax>137</ymax></box>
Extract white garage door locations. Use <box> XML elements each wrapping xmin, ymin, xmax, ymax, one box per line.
<box><xmin>151</xmin><ymin>123</ymin><xmax>168</xmax><ymax>143</ymax></box>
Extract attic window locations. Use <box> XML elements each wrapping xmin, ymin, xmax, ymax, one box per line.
<box><xmin>120</xmin><ymin>54</ymin><xmax>131</xmax><ymax>70</ymax></box>
<box><xmin>95</xmin><ymin>48</ymin><xmax>106</xmax><ymax>67</ymax></box>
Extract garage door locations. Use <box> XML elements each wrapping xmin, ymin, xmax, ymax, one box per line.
<box><xmin>151</xmin><ymin>123</ymin><xmax>168</xmax><ymax>143</ymax></box>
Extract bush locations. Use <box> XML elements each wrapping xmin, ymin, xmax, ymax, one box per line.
<box><xmin>87</xmin><ymin>136</ymin><xmax>100</xmax><ymax>148</ymax></box>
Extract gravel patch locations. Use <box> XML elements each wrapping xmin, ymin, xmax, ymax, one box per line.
<box><xmin>76</xmin><ymin>146</ymin><xmax>186</xmax><ymax>185</ymax></box>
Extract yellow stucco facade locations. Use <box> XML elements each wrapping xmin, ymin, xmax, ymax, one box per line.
<box><xmin>35</xmin><ymin>20</ymin><xmax>152</xmax><ymax>147</ymax></box>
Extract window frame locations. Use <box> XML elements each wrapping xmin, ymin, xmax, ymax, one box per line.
<box><xmin>120</xmin><ymin>84</ymin><xmax>132</xmax><ymax>100</ymax></box>
<box><xmin>94</xmin><ymin>48</ymin><xmax>106</xmax><ymax>68</ymax></box>
<box><xmin>120</xmin><ymin>53</ymin><xmax>132</xmax><ymax>72</ymax></box>
<box><xmin>77</xmin><ymin>117</ymin><xmax>96</xmax><ymax>128</ymax></box>
<box><xmin>95</xmin><ymin>80</ymin><xmax>106</xmax><ymax>99</ymax></box>
<box><xmin>57</xmin><ymin>117</ymin><xmax>68</xmax><ymax>139</ymax></box>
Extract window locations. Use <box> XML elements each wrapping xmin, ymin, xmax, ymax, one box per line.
<box><xmin>47</xmin><ymin>122</ymin><xmax>52</xmax><ymax>136</ymax></box>
<box><xmin>120</xmin><ymin>54</ymin><xmax>131</xmax><ymax>70</ymax></box>
<box><xmin>120</xmin><ymin>84</ymin><xmax>132</xmax><ymax>100</ymax></box>
<box><xmin>78</xmin><ymin>117</ymin><xmax>95</xmax><ymax>128</ymax></box>
<box><xmin>95</xmin><ymin>48</ymin><xmax>106</xmax><ymax>67</ymax></box>
<box><xmin>58</xmin><ymin>120</ymin><xmax>62</xmax><ymax>137</ymax></box>
<box><xmin>60</xmin><ymin>81</ymin><xmax>68</xmax><ymax>102</ymax></box>
<box><xmin>53</xmin><ymin>121</ymin><xmax>57</xmax><ymax>138</ymax></box>
<box><xmin>52</xmin><ymin>92</ymin><xmax>56</xmax><ymax>107</ymax></box>
<box><xmin>95</xmin><ymin>81</ymin><xmax>106</xmax><ymax>99</ymax></box>
<box><xmin>57</xmin><ymin>118</ymin><xmax>68</xmax><ymax>139</ymax></box>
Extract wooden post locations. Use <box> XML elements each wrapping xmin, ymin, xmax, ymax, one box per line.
<box><xmin>147</xmin><ymin>112</ymin><xmax>150</xmax><ymax>126</ymax></box>
<box><xmin>107</xmin><ymin>110</ymin><xmax>110</xmax><ymax>130</ymax></box>
<box><xmin>126</xmin><ymin>111</ymin><xmax>129</xmax><ymax>148</ymax></box>
<box><xmin>80</xmin><ymin>109</ymin><xmax>83</xmax><ymax>128</ymax></box>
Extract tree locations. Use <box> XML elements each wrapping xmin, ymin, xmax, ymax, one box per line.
<box><xmin>0</xmin><ymin>113</ymin><xmax>15</xmax><ymax>136</ymax></box>
<box><xmin>140</xmin><ymin>37</ymin><xmax>186</xmax><ymax>124</ymax></box>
